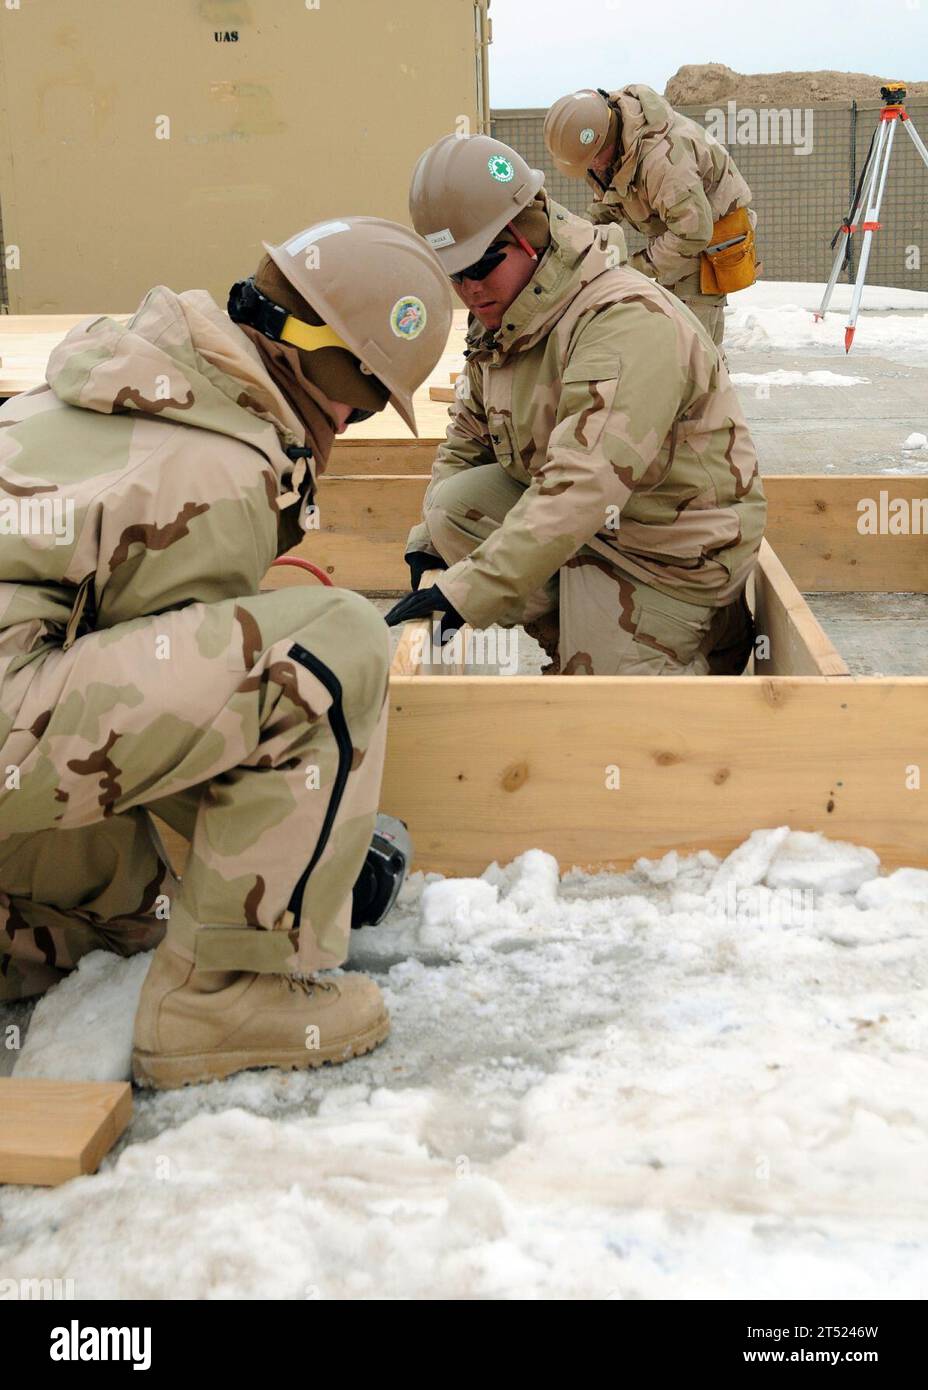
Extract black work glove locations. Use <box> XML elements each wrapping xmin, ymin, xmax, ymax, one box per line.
<box><xmin>405</xmin><ymin>550</ymin><xmax>447</xmax><ymax>591</ymax></box>
<box><xmin>384</xmin><ymin>585</ymin><xmax>465</xmax><ymax>641</ymax></box>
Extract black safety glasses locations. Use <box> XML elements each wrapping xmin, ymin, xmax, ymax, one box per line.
<box><xmin>450</xmin><ymin>242</ymin><xmax>508</xmax><ymax>285</ymax></box>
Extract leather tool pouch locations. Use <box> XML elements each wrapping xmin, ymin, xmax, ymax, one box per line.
<box><xmin>700</xmin><ymin>207</ymin><xmax>757</xmax><ymax>294</ymax></box>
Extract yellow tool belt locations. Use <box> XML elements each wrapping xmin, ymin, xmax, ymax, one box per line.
<box><xmin>699</xmin><ymin>206</ymin><xmax>757</xmax><ymax>295</ymax></box>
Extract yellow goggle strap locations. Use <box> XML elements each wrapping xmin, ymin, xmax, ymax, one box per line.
<box><xmin>279</xmin><ymin>316</ymin><xmax>352</xmax><ymax>354</ymax></box>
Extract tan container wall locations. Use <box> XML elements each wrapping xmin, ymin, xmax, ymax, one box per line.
<box><xmin>0</xmin><ymin>0</ymin><xmax>481</xmax><ymax>313</ymax></box>
<box><xmin>492</xmin><ymin>101</ymin><xmax>928</xmax><ymax>291</ymax></box>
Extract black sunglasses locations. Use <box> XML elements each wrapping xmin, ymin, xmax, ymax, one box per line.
<box><xmin>346</xmin><ymin>407</ymin><xmax>376</xmax><ymax>426</ymax></box>
<box><xmin>450</xmin><ymin>242</ymin><xmax>508</xmax><ymax>285</ymax></box>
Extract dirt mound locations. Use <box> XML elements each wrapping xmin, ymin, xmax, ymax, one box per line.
<box><xmin>665</xmin><ymin>64</ymin><xmax>928</xmax><ymax>106</ymax></box>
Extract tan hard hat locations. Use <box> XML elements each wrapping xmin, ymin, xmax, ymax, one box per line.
<box><xmin>544</xmin><ymin>89</ymin><xmax>615</xmax><ymax>178</ymax></box>
<box><xmin>262</xmin><ymin>217</ymin><xmax>452</xmax><ymax>436</ymax></box>
<box><xmin>409</xmin><ymin>134</ymin><xmax>545</xmax><ymax>275</ymax></box>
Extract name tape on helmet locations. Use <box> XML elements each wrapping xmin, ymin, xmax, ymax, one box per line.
<box><xmin>425</xmin><ymin>228</ymin><xmax>456</xmax><ymax>249</ymax></box>
<box><xmin>283</xmin><ymin>221</ymin><xmax>352</xmax><ymax>256</ymax></box>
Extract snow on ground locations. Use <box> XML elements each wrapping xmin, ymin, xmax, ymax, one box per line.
<box><xmin>726</xmin><ymin>281</ymin><xmax>928</xmax><ymax>363</ymax></box>
<box><xmin>2</xmin><ymin>828</ymin><xmax>927</xmax><ymax>1300</ymax></box>
<box><xmin>737</xmin><ymin>282</ymin><xmax>928</xmax><ymax>314</ymax></box>
<box><xmin>12</xmin><ymin>952</ymin><xmax>149</xmax><ymax>1082</ymax></box>
<box><xmin>730</xmin><ymin>370</ymin><xmax>869</xmax><ymax>388</ymax></box>
<box><xmin>880</xmin><ymin>434</ymin><xmax>928</xmax><ymax>475</ymax></box>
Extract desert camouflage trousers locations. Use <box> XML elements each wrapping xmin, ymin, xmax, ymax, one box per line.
<box><xmin>426</xmin><ymin>463</ymin><xmax>755</xmax><ymax>677</ymax></box>
<box><xmin>670</xmin><ymin>268</ymin><xmax>727</xmax><ymax>350</ymax></box>
<box><xmin>0</xmin><ymin>586</ymin><xmax>390</xmax><ymax>1001</ymax></box>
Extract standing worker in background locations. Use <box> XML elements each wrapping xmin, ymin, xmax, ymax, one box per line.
<box><xmin>544</xmin><ymin>85</ymin><xmax>756</xmax><ymax>348</ymax></box>
<box><xmin>0</xmin><ymin>217</ymin><xmax>451</xmax><ymax>1088</ymax></box>
<box><xmin>389</xmin><ymin>135</ymin><xmax>765</xmax><ymax>677</ymax></box>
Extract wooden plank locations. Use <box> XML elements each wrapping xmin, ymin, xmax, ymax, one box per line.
<box><xmin>382</xmin><ymin>675</ymin><xmax>928</xmax><ymax>874</ymax></box>
<box><xmin>428</xmin><ymin>387</ymin><xmax>455</xmax><ymax>403</ymax></box>
<box><xmin>326</xmin><ymin>440</ymin><xmax>437</xmax><ymax>476</ymax></box>
<box><xmin>388</xmin><ymin>568</ymin><xmax>477</xmax><ymax>676</ymax></box>
<box><xmin>0</xmin><ymin>1079</ymin><xmax>132</xmax><ymax>1187</ymax></box>
<box><xmin>157</xmin><ymin>672</ymin><xmax>928</xmax><ymax>881</ymax></box>
<box><xmin>764</xmin><ymin>475</ymin><xmax>928</xmax><ymax>594</ymax></box>
<box><xmin>753</xmin><ymin>540</ymin><xmax>850</xmax><ymax>677</ymax></box>
<box><xmin>299</xmin><ymin>476</ymin><xmax>427</xmax><ymax>589</ymax></box>
<box><xmin>298</xmin><ymin>474</ymin><xmax>928</xmax><ymax>596</ymax></box>
<box><xmin>390</xmin><ymin>569</ymin><xmax>444</xmax><ymax>676</ymax></box>
<box><xmin>273</xmin><ymin>533</ymin><xmax>406</xmax><ymax>592</ymax></box>
<box><xmin>316</xmin><ymin>475</ymin><xmax>424</xmax><ymax>540</ymax></box>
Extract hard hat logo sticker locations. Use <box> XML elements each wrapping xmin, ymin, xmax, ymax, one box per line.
<box><xmin>390</xmin><ymin>296</ymin><xmax>427</xmax><ymax>340</ymax></box>
<box><xmin>488</xmin><ymin>155</ymin><xmax>514</xmax><ymax>183</ymax></box>
<box><xmin>579</xmin><ymin>127</ymin><xmax>596</xmax><ymax>145</ymax></box>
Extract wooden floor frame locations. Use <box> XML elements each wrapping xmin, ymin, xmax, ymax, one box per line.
<box><xmin>249</xmin><ymin>444</ymin><xmax>928</xmax><ymax>873</ymax></box>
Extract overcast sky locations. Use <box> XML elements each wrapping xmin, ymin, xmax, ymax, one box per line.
<box><xmin>488</xmin><ymin>0</ymin><xmax>927</xmax><ymax>107</ymax></box>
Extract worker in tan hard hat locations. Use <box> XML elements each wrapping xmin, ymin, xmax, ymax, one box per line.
<box><xmin>545</xmin><ymin>86</ymin><xmax>756</xmax><ymax>348</ymax></box>
<box><xmin>0</xmin><ymin>217</ymin><xmax>452</xmax><ymax>1088</ymax></box>
<box><xmin>387</xmin><ymin>133</ymin><xmax>766</xmax><ymax>679</ymax></box>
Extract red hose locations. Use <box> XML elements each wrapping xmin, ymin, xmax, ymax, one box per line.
<box><xmin>270</xmin><ymin>557</ymin><xmax>334</xmax><ymax>586</ymax></box>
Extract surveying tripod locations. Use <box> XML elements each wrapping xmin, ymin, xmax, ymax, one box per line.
<box><xmin>815</xmin><ymin>84</ymin><xmax>928</xmax><ymax>352</ymax></box>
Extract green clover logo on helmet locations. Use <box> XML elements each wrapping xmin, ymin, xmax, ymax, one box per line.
<box><xmin>488</xmin><ymin>155</ymin><xmax>514</xmax><ymax>183</ymax></box>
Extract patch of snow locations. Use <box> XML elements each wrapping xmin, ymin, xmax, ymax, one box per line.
<box><xmin>12</xmin><ymin>950</ymin><xmax>150</xmax><ymax>1082</ymax></box>
<box><xmin>737</xmin><ymin>281</ymin><xmax>928</xmax><ymax>313</ymax></box>
<box><xmin>2</xmin><ymin>830</ymin><xmax>927</xmax><ymax>1299</ymax></box>
<box><xmin>902</xmin><ymin>433</ymin><xmax>928</xmax><ymax>451</ymax></box>
<box><xmin>857</xmin><ymin>867</ymin><xmax>928</xmax><ymax>910</ymax></box>
<box><xmin>764</xmin><ymin>831</ymin><xmax>880</xmax><ymax>893</ymax></box>
<box><xmin>724</xmin><ymin>283</ymin><xmax>928</xmax><ymax>362</ymax></box>
<box><xmin>710</xmin><ymin>826</ymin><xmax>791</xmax><ymax>891</ymax></box>
<box><xmin>731</xmin><ymin>370</ymin><xmax>868</xmax><ymax>387</ymax></box>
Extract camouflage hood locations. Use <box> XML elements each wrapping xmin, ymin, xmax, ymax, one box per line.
<box><xmin>607</xmin><ymin>85</ymin><xmax>677</xmax><ymax>195</ymax></box>
<box><xmin>0</xmin><ymin>287</ymin><xmax>320</xmax><ymax>687</ymax></box>
<box><xmin>465</xmin><ymin>195</ymin><xmax>627</xmax><ymax>360</ymax></box>
<box><xmin>46</xmin><ymin>285</ymin><xmax>310</xmax><ymax>488</ymax></box>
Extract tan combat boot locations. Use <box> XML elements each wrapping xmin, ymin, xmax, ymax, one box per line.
<box><xmin>132</xmin><ymin>937</ymin><xmax>389</xmax><ymax>1089</ymax></box>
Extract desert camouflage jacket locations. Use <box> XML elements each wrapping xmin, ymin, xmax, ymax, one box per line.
<box><xmin>588</xmin><ymin>85</ymin><xmax>752</xmax><ymax>287</ymax></box>
<box><xmin>0</xmin><ymin>287</ymin><xmax>314</xmax><ymax>731</ymax></box>
<box><xmin>409</xmin><ymin>196</ymin><xmax>766</xmax><ymax>630</ymax></box>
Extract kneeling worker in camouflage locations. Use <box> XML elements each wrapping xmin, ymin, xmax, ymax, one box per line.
<box><xmin>387</xmin><ymin>136</ymin><xmax>765</xmax><ymax>676</ymax></box>
<box><xmin>544</xmin><ymin>86</ymin><xmax>756</xmax><ymax>349</ymax></box>
<box><xmin>0</xmin><ymin>218</ymin><xmax>451</xmax><ymax>1087</ymax></box>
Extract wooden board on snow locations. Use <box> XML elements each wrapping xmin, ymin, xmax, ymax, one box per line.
<box><xmin>0</xmin><ymin>1078</ymin><xmax>132</xmax><ymax>1187</ymax></box>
